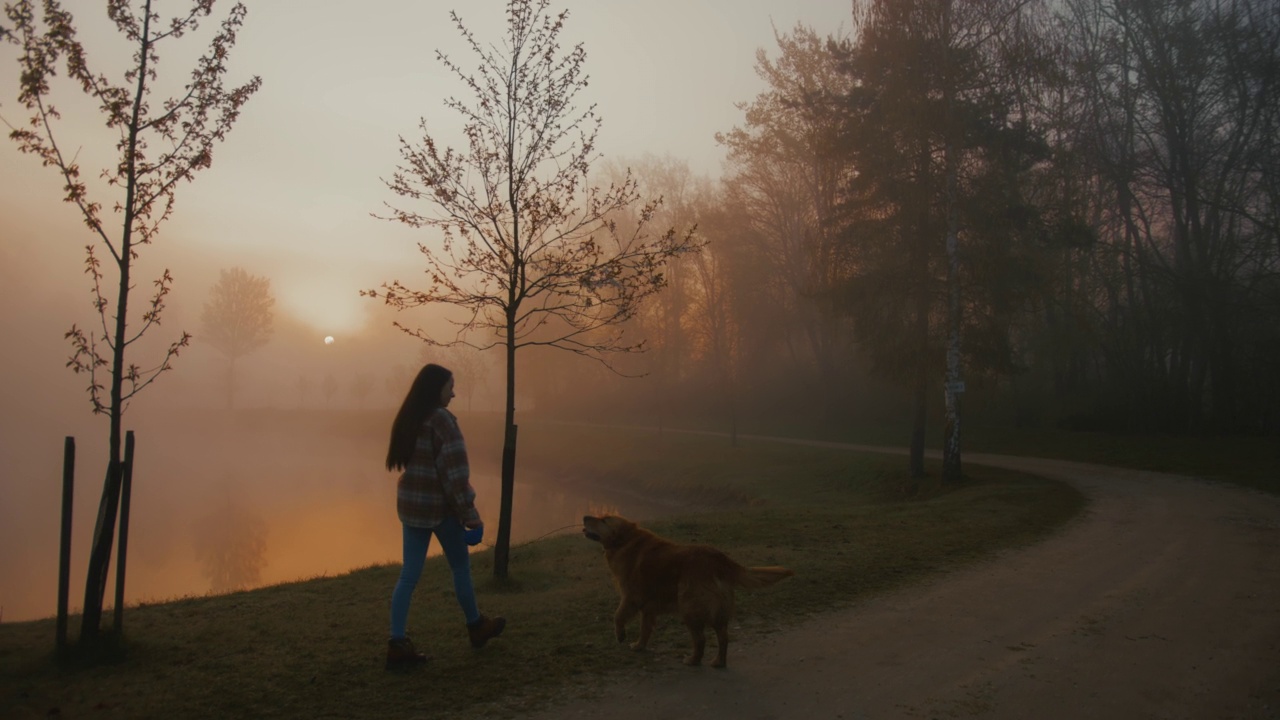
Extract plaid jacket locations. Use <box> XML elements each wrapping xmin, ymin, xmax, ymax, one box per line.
<box><xmin>396</xmin><ymin>408</ymin><xmax>481</xmax><ymax>529</ymax></box>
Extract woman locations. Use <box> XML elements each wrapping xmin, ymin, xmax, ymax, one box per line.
<box><xmin>385</xmin><ymin>363</ymin><xmax>505</xmax><ymax>669</ymax></box>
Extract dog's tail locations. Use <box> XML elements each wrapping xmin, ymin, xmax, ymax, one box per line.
<box><xmin>737</xmin><ymin>565</ymin><xmax>794</xmax><ymax>590</ymax></box>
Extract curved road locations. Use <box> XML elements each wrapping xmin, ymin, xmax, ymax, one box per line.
<box><xmin>524</xmin><ymin>447</ymin><xmax>1280</xmax><ymax>719</ymax></box>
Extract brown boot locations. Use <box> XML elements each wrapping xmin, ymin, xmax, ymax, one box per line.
<box><xmin>467</xmin><ymin>614</ymin><xmax>506</xmax><ymax>648</ymax></box>
<box><xmin>386</xmin><ymin>636</ymin><xmax>430</xmax><ymax>669</ymax></box>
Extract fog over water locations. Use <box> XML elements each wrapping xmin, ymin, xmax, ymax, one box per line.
<box><xmin>0</xmin><ymin>402</ymin><xmax>671</xmax><ymax>624</ymax></box>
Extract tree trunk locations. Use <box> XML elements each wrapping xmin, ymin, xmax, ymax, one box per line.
<box><xmin>80</xmin><ymin>325</ymin><xmax>128</xmax><ymax>647</ymax></box>
<box><xmin>942</xmin><ymin>217</ymin><xmax>962</xmax><ymax>484</ymax></box>
<box><xmin>80</xmin><ymin>235</ymin><xmax>131</xmax><ymax>647</ymax></box>
<box><xmin>57</xmin><ymin>437</ymin><xmax>75</xmax><ymax>658</ymax></box>
<box><xmin>725</xmin><ymin>367</ymin><xmax>738</xmax><ymax>448</ymax></box>
<box><xmin>79</xmin><ymin>176</ymin><xmax>132</xmax><ymax>651</ymax></box>
<box><xmin>78</xmin><ymin>459</ymin><xmax>122</xmax><ymax>648</ymax></box>
<box><xmin>910</xmin><ymin>367</ymin><xmax>927</xmax><ymax>481</ymax></box>
<box><xmin>941</xmin><ymin>0</ymin><xmax>962</xmax><ymax>485</ymax></box>
<box><xmin>493</xmin><ymin>318</ymin><xmax>518</xmax><ymax>580</ymax></box>
<box><xmin>1210</xmin><ymin>316</ymin><xmax>1238</xmax><ymax>431</ymax></box>
<box><xmin>910</xmin><ymin>269</ymin><xmax>929</xmax><ymax>481</ymax></box>
<box><xmin>112</xmin><ymin>432</ymin><xmax>136</xmax><ymax>635</ymax></box>
<box><xmin>79</xmin><ymin>2</ymin><xmax>153</xmax><ymax>648</ymax></box>
<box><xmin>227</xmin><ymin>356</ymin><xmax>237</xmax><ymax>410</ymax></box>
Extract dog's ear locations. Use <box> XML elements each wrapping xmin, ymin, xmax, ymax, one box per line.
<box><xmin>601</xmin><ymin>516</ymin><xmax>632</xmax><ymax>542</ymax></box>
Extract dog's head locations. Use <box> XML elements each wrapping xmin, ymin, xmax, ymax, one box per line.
<box><xmin>582</xmin><ymin>514</ymin><xmax>637</xmax><ymax>548</ymax></box>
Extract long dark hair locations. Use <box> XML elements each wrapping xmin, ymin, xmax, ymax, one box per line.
<box><xmin>386</xmin><ymin>363</ymin><xmax>452</xmax><ymax>471</ymax></box>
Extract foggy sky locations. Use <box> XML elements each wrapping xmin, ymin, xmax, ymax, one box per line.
<box><xmin>1</xmin><ymin>0</ymin><xmax>851</xmax><ymax>337</ymax></box>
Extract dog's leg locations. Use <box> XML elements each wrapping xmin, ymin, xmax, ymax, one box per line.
<box><xmin>683</xmin><ymin>618</ymin><xmax>706</xmax><ymax>666</ymax></box>
<box><xmin>631</xmin><ymin>611</ymin><xmax>656</xmax><ymax>651</ymax></box>
<box><xmin>613</xmin><ymin>601</ymin><xmax>639</xmax><ymax>643</ymax></box>
<box><xmin>710</xmin><ymin>619</ymin><xmax>729</xmax><ymax>668</ymax></box>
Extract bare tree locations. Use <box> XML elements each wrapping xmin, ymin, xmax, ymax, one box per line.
<box><xmin>384</xmin><ymin>363</ymin><xmax>414</xmax><ymax>404</ymax></box>
<box><xmin>718</xmin><ymin>25</ymin><xmax>855</xmax><ymax>422</ymax></box>
<box><xmin>296</xmin><ymin>374</ymin><xmax>313</xmax><ymax>409</ymax></box>
<box><xmin>3</xmin><ymin>0</ymin><xmax>260</xmax><ymax>646</ymax></box>
<box><xmin>1008</xmin><ymin>0</ymin><xmax>1280</xmax><ymax>434</ymax></box>
<box><xmin>1076</xmin><ymin>0</ymin><xmax>1279</xmax><ymax>432</ymax></box>
<box><xmin>422</xmin><ymin>345</ymin><xmax>491</xmax><ymax>412</ymax></box>
<box><xmin>192</xmin><ymin>497</ymin><xmax>267</xmax><ymax>593</ymax></box>
<box><xmin>606</xmin><ymin>155</ymin><xmax>702</xmax><ymax>432</ymax></box>
<box><xmin>322</xmin><ymin>373</ymin><xmax>338</xmax><ymax>407</ymax></box>
<box><xmin>350</xmin><ymin>372</ymin><xmax>375</xmax><ymax>408</ymax></box>
<box><xmin>200</xmin><ymin>267</ymin><xmax>275</xmax><ymax>409</ymax></box>
<box><xmin>364</xmin><ymin>0</ymin><xmax>699</xmax><ymax>578</ymax></box>
<box><xmin>687</xmin><ymin>194</ymin><xmax>745</xmax><ymax>446</ymax></box>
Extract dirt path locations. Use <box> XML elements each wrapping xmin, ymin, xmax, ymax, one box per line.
<box><xmin>522</xmin><ymin>448</ymin><xmax>1280</xmax><ymax>719</ymax></box>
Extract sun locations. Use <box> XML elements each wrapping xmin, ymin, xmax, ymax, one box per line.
<box><xmin>324</xmin><ymin>336</ymin><xmax>335</xmax><ymax>345</ymax></box>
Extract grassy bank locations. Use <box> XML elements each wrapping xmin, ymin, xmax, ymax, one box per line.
<box><xmin>1</xmin><ymin>422</ymin><xmax>1085</xmax><ymax>719</ymax></box>
<box><xmin>601</xmin><ymin>414</ymin><xmax>1280</xmax><ymax>495</ymax></box>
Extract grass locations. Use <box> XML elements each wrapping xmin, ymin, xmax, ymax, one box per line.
<box><xmin>626</xmin><ymin>414</ymin><xmax>1280</xmax><ymax>495</ymax></box>
<box><xmin>1</xmin><ymin>421</ymin><xmax>1086</xmax><ymax>719</ymax></box>
<box><xmin>962</xmin><ymin>425</ymin><xmax>1280</xmax><ymax>494</ymax></box>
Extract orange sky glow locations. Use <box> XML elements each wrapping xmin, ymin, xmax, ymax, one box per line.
<box><xmin>2</xmin><ymin>0</ymin><xmax>851</xmax><ymax>337</ymax></box>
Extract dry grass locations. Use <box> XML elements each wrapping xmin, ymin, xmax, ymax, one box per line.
<box><xmin>0</xmin><ymin>420</ymin><xmax>1085</xmax><ymax>719</ymax></box>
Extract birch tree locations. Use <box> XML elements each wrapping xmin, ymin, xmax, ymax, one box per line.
<box><xmin>839</xmin><ymin>0</ymin><xmax>1047</xmax><ymax>481</ymax></box>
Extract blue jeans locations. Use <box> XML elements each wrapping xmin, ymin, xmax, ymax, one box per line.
<box><xmin>390</xmin><ymin>517</ymin><xmax>480</xmax><ymax>639</ymax></box>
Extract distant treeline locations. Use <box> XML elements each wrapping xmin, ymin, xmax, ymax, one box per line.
<box><xmin>520</xmin><ymin>0</ymin><xmax>1278</xmax><ymax>438</ymax></box>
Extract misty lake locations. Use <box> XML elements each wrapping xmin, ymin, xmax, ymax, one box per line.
<box><xmin>117</xmin><ymin>470</ymin><xmax>669</xmax><ymax>613</ymax></box>
<box><xmin>0</xmin><ymin>411</ymin><xmax>674</xmax><ymax>624</ymax></box>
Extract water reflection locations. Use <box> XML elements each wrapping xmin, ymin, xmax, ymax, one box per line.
<box><xmin>0</xmin><ymin>411</ymin><xmax>673</xmax><ymax>623</ymax></box>
<box><xmin>144</xmin><ymin>472</ymin><xmax>664</xmax><ymax>609</ymax></box>
<box><xmin>193</xmin><ymin>498</ymin><xmax>268</xmax><ymax>592</ymax></box>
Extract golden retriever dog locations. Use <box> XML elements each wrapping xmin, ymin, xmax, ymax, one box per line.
<box><xmin>582</xmin><ymin>514</ymin><xmax>794</xmax><ymax>668</ymax></box>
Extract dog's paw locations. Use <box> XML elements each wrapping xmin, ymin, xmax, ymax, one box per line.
<box><xmin>629</xmin><ymin>641</ymin><xmax>647</xmax><ymax>652</ymax></box>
